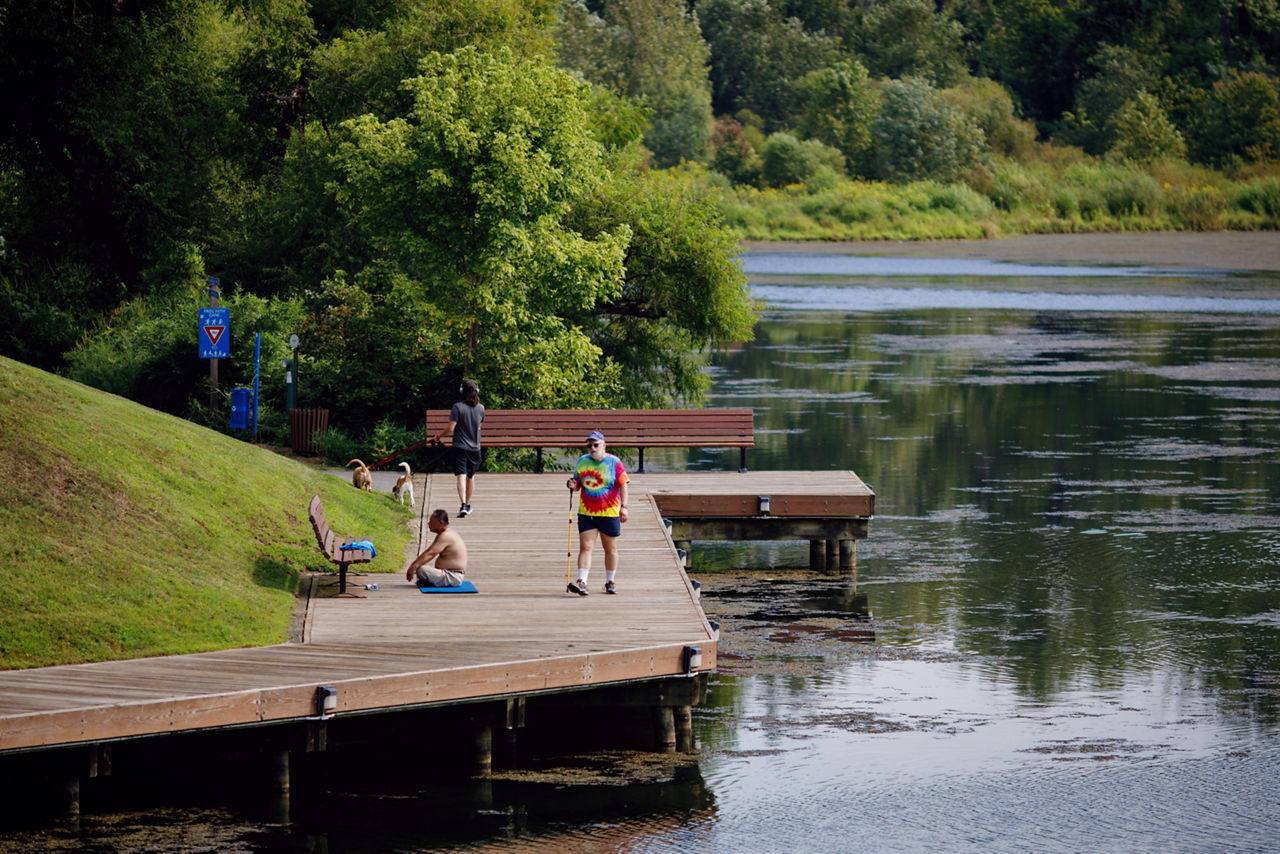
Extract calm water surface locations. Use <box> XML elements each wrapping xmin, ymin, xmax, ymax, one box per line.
<box><xmin>6</xmin><ymin>254</ymin><xmax>1280</xmax><ymax>852</ymax></box>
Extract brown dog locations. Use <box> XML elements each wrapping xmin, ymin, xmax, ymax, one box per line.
<box><xmin>347</xmin><ymin>458</ymin><xmax>372</xmax><ymax>491</ymax></box>
<box><xmin>392</xmin><ymin>461</ymin><xmax>414</xmax><ymax>506</ymax></box>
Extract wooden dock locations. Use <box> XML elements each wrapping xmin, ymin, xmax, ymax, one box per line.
<box><xmin>0</xmin><ymin>470</ymin><xmax>874</xmax><ymax>756</ymax></box>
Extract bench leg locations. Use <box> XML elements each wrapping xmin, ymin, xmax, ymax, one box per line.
<box><xmin>329</xmin><ymin>561</ymin><xmax>365</xmax><ymax>597</ymax></box>
<box><xmin>739</xmin><ymin>447</ymin><xmax>748</xmax><ymax>473</ymax></box>
<box><xmin>638</xmin><ymin>447</ymin><xmax>645</xmax><ymax>473</ymax></box>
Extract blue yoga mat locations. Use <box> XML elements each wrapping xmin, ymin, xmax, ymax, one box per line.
<box><xmin>419</xmin><ymin>580</ymin><xmax>478</xmax><ymax>594</ymax></box>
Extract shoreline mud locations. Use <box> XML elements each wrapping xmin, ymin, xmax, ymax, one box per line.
<box><xmin>743</xmin><ymin>231</ymin><xmax>1280</xmax><ymax>273</ymax></box>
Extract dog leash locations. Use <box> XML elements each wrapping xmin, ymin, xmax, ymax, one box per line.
<box><xmin>367</xmin><ymin>437</ymin><xmax>441</xmax><ymax>470</ymax></box>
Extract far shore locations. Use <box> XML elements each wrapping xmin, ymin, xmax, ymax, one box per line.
<box><xmin>742</xmin><ymin>232</ymin><xmax>1280</xmax><ymax>273</ymax></box>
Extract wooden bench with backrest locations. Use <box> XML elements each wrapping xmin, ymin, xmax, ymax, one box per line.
<box><xmin>424</xmin><ymin>408</ymin><xmax>754</xmax><ymax>472</ymax></box>
<box><xmin>308</xmin><ymin>494</ymin><xmax>374</xmax><ymax>595</ymax></box>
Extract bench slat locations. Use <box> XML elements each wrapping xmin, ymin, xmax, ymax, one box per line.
<box><xmin>424</xmin><ymin>409</ymin><xmax>754</xmax><ymax>448</ymax></box>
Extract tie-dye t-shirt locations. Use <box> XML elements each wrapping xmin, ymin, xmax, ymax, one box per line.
<box><xmin>574</xmin><ymin>453</ymin><xmax>629</xmax><ymax>517</ymax></box>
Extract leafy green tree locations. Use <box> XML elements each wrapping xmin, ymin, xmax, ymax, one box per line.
<box><xmin>1057</xmin><ymin>44</ymin><xmax>1160</xmax><ymax>154</ymax></box>
<box><xmin>0</xmin><ymin>0</ymin><xmax>260</xmax><ymax>366</ymax></box>
<box><xmin>940</xmin><ymin>76</ymin><xmax>1037</xmax><ymax>159</ymax></box>
<box><xmin>1109</xmin><ymin>92</ymin><xmax>1186</xmax><ymax>163</ymax></box>
<box><xmin>792</xmin><ymin>60</ymin><xmax>878</xmax><ymax>176</ymax></box>
<box><xmin>1180</xmin><ymin>71</ymin><xmax>1280</xmax><ymax>167</ymax></box>
<box><xmin>871</xmin><ymin>77</ymin><xmax>985</xmax><ymax>183</ymax></box>
<box><xmin>563</xmin><ymin>167</ymin><xmax>757</xmax><ymax>406</ymax></box>
<box><xmin>696</xmin><ymin>0</ymin><xmax>841</xmax><ymax>130</ymax></box>
<box><xmin>555</xmin><ymin>0</ymin><xmax>714</xmax><ymax>167</ymax></box>
<box><xmin>328</xmin><ymin>47</ymin><xmax>632</xmax><ymax>411</ymax></box>
<box><xmin>963</xmin><ymin>0</ymin><xmax>1084</xmax><ymax>127</ymax></box>
<box><xmin>855</xmin><ymin>0</ymin><xmax>967</xmax><ymax>87</ymax></box>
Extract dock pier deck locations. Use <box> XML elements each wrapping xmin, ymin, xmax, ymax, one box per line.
<box><xmin>0</xmin><ymin>469</ymin><xmax>873</xmax><ymax>815</ymax></box>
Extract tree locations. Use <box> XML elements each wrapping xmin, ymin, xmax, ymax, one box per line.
<box><xmin>696</xmin><ymin>0</ymin><xmax>841</xmax><ymax>131</ymax></box>
<box><xmin>563</xmin><ymin>166</ymin><xmax>757</xmax><ymax>406</ymax></box>
<box><xmin>555</xmin><ymin>0</ymin><xmax>715</xmax><ymax>167</ymax></box>
<box><xmin>1181</xmin><ymin>71</ymin><xmax>1280</xmax><ymax>167</ymax></box>
<box><xmin>871</xmin><ymin>77</ymin><xmax>985</xmax><ymax>183</ymax></box>
<box><xmin>328</xmin><ymin>47</ymin><xmax>632</xmax><ymax>410</ymax></box>
<box><xmin>855</xmin><ymin>0</ymin><xmax>967</xmax><ymax>87</ymax></box>
<box><xmin>1109</xmin><ymin>92</ymin><xmax>1186</xmax><ymax>163</ymax></box>
<box><xmin>792</xmin><ymin>60</ymin><xmax>878</xmax><ymax>175</ymax></box>
<box><xmin>1057</xmin><ymin>44</ymin><xmax>1161</xmax><ymax>154</ymax></box>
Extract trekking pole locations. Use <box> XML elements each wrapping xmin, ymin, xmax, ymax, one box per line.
<box><xmin>566</xmin><ymin>484</ymin><xmax>574</xmax><ymax>587</ymax></box>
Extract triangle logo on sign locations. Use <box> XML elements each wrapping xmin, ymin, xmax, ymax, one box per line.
<box><xmin>205</xmin><ymin>326</ymin><xmax>226</xmax><ymax>346</ymax></box>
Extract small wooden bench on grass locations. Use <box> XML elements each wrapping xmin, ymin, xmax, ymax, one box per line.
<box><xmin>424</xmin><ymin>408</ymin><xmax>755</xmax><ymax>473</ymax></box>
<box><xmin>308</xmin><ymin>494</ymin><xmax>374</xmax><ymax>596</ymax></box>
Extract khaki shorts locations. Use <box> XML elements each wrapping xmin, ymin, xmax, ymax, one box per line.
<box><xmin>416</xmin><ymin>567</ymin><xmax>465</xmax><ymax>587</ymax></box>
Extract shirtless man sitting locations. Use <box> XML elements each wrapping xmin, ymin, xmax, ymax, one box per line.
<box><xmin>406</xmin><ymin>508</ymin><xmax>468</xmax><ymax>587</ymax></box>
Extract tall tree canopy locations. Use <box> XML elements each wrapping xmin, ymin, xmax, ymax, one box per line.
<box><xmin>323</xmin><ymin>47</ymin><xmax>634</xmax><ymax>408</ymax></box>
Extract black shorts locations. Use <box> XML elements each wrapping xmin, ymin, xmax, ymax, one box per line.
<box><xmin>578</xmin><ymin>514</ymin><xmax>621</xmax><ymax>538</ymax></box>
<box><xmin>451</xmin><ymin>447</ymin><xmax>481</xmax><ymax>477</ymax></box>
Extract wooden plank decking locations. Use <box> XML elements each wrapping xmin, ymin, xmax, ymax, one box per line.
<box><xmin>0</xmin><ymin>470</ymin><xmax>873</xmax><ymax>753</ymax></box>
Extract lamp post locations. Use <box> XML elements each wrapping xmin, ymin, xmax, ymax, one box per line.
<box><xmin>285</xmin><ymin>334</ymin><xmax>299</xmax><ymax>411</ymax></box>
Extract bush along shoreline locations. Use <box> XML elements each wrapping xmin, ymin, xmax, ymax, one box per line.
<box><xmin>698</xmin><ymin>161</ymin><xmax>1280</xmax><ymax>243</ymax></box>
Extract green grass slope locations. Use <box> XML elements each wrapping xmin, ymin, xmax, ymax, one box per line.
<box><xmin>0</xmin><ymin>356</ymin><xmax>413</xmax><ymax>670</ymax></box>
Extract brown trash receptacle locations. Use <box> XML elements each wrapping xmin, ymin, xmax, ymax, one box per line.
<box><xmin>289</xmin><ymin>408</ymin><xmax>329</xmax><ymax>455</ymax></box>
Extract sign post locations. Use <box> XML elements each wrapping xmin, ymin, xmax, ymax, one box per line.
<box><xmin>200</xmin><ymin>277</ymin><xmax>228</xmax><ymax>414</ymax></box>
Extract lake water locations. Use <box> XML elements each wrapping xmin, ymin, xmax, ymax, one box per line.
<box><xmin>5</xmin><ymin>252</ymin><xmax>1280</xmax><ymax>852</ymax></box>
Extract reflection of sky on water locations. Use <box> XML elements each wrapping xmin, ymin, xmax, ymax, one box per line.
<box><xmin>688</xmin><ymin>660</ymin><xmax>1279</xmax><ymax>853</ymax></box>
<box><xmin>741</xmin><ymin>253</ymin><xmax>1190</xmax><ymax>277</ymax></box>
<box><xmin>743</xmin><ymin>250</ymin><xmax>1280</xmax><ymax>313</ymax></box>
<box><xmin>751</xmin><ymin>282</ymin><xmax>1280</xmax><ymax>314</ymax></box>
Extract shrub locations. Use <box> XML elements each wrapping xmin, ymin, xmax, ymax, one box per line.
<box><xmin>1101</xmin><ymin>171</ymin><xmax>1163</xmax><ymax>216</ymax></box>
<box><xmin>1235</xmin><ymin>177</ymin><xmax>1280</xmax><ymax>219</ymax></box>
<box><xmin>759</xmin><ymin>132</ymin><xmax>844</xmax><ymax>188</ymax></box>
<box><xmin>1165</xmin><ymin>185</ymin><xmax>1225</xmax><ymax>231</ymax></box>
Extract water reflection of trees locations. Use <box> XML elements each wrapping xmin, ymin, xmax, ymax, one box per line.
<box><xmin>696</xmin><ymin>308</ymin><xmax>1280</xmax><ymax>724</ymax></box>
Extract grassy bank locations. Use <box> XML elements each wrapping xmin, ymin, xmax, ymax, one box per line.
<box><xmin>0</xmin><ymin>357</ymin><xmax>413</xmax><ymax>671</ymax></box>
<box><xmin>701</xmin><ymin>159</ymin><xmax>1280</xmax><ymax>242</ymax></box>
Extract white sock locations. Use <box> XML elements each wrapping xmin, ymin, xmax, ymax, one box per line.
<box><xmin>577</xmin><ymin>572</ymin><xmax>588</xmax><ymax>585</ymax></box>
<box><xmin>606</xmin><ymin>570</ymin><xmax>616</xmax><ymax>583</ymax></box>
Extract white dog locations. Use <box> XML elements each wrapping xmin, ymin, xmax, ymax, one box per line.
<box><xmin>392</xmin><ymin>461</ymin><xmax>414</xmax><ymax>506</ymax></box>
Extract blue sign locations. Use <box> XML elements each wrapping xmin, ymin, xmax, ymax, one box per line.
<box><xmin>199</xmin><ymin>307</ymin><xmax>230</xmax><ymax>359</ymax></box>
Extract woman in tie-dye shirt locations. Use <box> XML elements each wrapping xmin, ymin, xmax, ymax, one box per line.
<box><xmin>565</xmin><ymin>430</ymin><xmax>629</xmax><ymax>596</ymax></box>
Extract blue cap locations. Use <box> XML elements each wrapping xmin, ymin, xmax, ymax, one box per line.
<box><xmin>587</xmin><ymin>430</ymin><xmax>605</xmax><ymax>442</ymax></box>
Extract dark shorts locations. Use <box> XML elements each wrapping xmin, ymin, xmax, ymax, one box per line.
<box><xmin>451</xmin><ymin>447</ymin><xmax>481</xmax><ymax>477</ymax></box>
<box><xmin>578</xmin><ymin>514</ymin><xmax>621</xmax><ymax>538</ymax></box>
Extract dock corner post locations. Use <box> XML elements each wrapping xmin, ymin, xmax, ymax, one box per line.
<box><xmin>839</xmin><ymin>539</ymin><xmax>857</xmax><ymax>571</ymax></box>
<box><xmin>809</xmin><ymin>540</ymin><xmax>824</xmax><ymax>572</ymax></box>
<box><xmin>674</xmin><ymin>705</ymin><xmax>695</xmax><ymax>753</ymax></box>
<box><xmin>825</xmin><ymin>539</ymin><xmax>839</xmax><ymax>572</ymax></box>
<box><xmin>654</xmin><ymin>705</ymin><xmax>677</xmax><ymax>753</ymax></box>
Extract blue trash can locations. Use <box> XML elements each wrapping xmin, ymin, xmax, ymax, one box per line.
<box><xmin>230</xmin><ymin>388</ymin><xmax>252</xmax><ymax>429</ymax></box>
